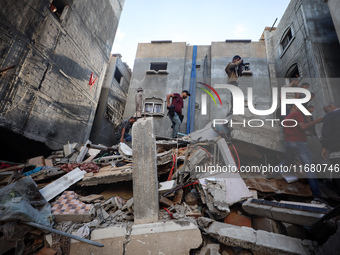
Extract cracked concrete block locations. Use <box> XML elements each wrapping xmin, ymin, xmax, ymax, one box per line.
<box><xmin>69</xmin><ymin>225</ymin><xmax>127</xmax><ymax>255</ymax></box>
<box><xmin>69</xmin><ymin>220</ymin><xmax>202</xmax><ymax>255</ymax></box>
<box><xmin>126</xmin><ymin>220</ymin><xmax>202</xmax><ymax>255</ymax></box>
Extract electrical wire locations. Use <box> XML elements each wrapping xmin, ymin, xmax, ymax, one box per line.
<box><xmin>167</xmin><ymin>153</ymin><xmax>177</xmax><ymax>181</ymax></box>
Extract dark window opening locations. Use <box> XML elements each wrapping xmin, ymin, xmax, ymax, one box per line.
<box><xmin>114</xmin><ymin>68</ymin><xmax>123</xmax><ymax>83</ymax></box>
<box><xmin>150</xmin><ymin>62</ymin><xmax>167</xmax><ymax>71</ymax></box>
<box><xmin>196</xmin><ymin>65</ymin><xmax>201</xmax><ymax>69</ymax></box>
<box><xmin>286</xmin><ymin>64</ymin><xmax>300</xmax><ymax>81</ymax></box>
<box><xmin>281</xmin><ymin>28</ymin><xmax>293</xmax><ymax>50</ymax></box>
<box><xmin>50</xmin><ymin>0</ymin><xmax>67</xmax><ymax>19</ymax></box>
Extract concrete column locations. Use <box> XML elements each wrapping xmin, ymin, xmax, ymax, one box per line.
<box><xmin>132</xmin><ymin>117</ymin><xmax>159</xmax><ymax>224</ymax></box>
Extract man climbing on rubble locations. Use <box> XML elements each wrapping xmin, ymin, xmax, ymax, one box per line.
<box><xmin>225</xmin><ymin>55</ymin><xmax>244</xmax><ymax>116</ymax></box>
<box><xmin>115</xmin><ymin>117</ymin><xmax>137</xmax><ymax>143</ymax></box>
<box><xmin>321</xmin><ymin>102</ymin><xmax>340</xmax><ymax>195</ymax></box>
<box><xmin>279</xmin><ymin>105</ymin><xmax>324</xmax><ymax>201</ymax></box>
<box><xmin>166</xmin><ymin>90</ymin><xmax>190</xmax><ymax>138</ymax></box>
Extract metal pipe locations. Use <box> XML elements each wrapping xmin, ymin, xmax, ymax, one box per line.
<box><xmin>23</xmin><ymin>222</ymin><xmax>104</xmax><ymax>247</ymax></box>
<box><xmin>269</xmin><ymin>18</ymin><xmax>278</xmax><ymax>32</ymax></box>
<box><xmin>86</xmin><ymin>144</ymin><xmax>118</xmax><ymax>152</ymax></box>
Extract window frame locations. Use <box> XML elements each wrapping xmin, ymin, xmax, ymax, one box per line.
<box><xmin>279</xmin><ymin>26</ymin><xmax>295</xmax><ymax>57</ymax></box>
<box><xmin>143</xmin><ymin>97</ymin><xmax>165</xmax><ymax>116</ymax></box>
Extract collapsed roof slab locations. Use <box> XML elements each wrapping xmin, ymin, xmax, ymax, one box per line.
<box><xmin>198</xmin><ymin>217</ymin><xmax>314</xmax><ymax>255</ymax></box>
<box><xmin>66</xmin><ymin>220</ymin><xmax>202</xmax><ymax>255</ymax></box>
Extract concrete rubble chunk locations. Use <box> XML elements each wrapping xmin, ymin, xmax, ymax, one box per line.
<box><xmin>69</xmin><ymin>220</ymin><xmax>202</xmax><ymax>255</ymax></box>
<box><xmin>198</xmin><ymin>217</ymin><xmax>313</xmax><ymax>255</ymax></box>
<box><xmin>204</xmin><ymin>179</ymin><xmax>230</xmax><ymax>219</ymax></box>
<box><xmin>132</xmin><ymin>117</ymin><xmax>159</xmax><ymax>224</ymax></box>
<box><xmin>158</xmin><ymin>180</ymin><xmax>176</xmax><ymax>194</ymax></box>
<box><xmin>156</xmin><ymin>150</ymin><xmax>173</xmax><ymax>165</ymax></box>
<box><xmin>242</xmin><ymin>199</ymin><xmax>327</xmax><ymax>226</ymax></box>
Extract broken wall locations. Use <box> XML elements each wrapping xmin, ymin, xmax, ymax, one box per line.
<box><xmin>0</xmin><ymin>0</ymin><xmax>124</xmax><ymax>150</ymax></box>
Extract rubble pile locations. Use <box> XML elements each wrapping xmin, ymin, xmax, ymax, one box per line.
<box><xmin>1</xmin><ymin>127</ymin><xmax>340</xmax><ymax>255</ymax></box>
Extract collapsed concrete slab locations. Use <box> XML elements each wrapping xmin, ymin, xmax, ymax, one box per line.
<box><xmin>198</xmin><ymin>217</ymin><xmax>314</xmax><ymax>255</ymax></box>
<box><xmin>68</xmin><ymin>221</ymin><xmax>202</xmax><ymax>255</ymax></box>
<box><xmin>242</xmin><ymin>199</ymin><xmax>328</xmax><ymax>226</ymax></box>
<box><xmin>79</xmin><ymin>164</ymin><xmax>133</xmax><ymax>186</ymax></box>
<box><xmin>198</xmin><ymin>138</ymin><xmax>253</xmax><ymax>209</ymax></box>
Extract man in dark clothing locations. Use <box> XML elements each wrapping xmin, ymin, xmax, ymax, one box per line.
<box><xmin>115</xmin><ymin>117</ymin><xmax>137</xmax><ymax>143</ymax></box>
<box><xmin>225</xmin><ymin>55</ymin><xmax>244</xmax><ymax>116</ymax></box>
<box><xmin>166</xmin><ymin>90</ymin><xmax>190</xmax><ymax>138</ymax></box>
<box><xmin>304</xmin><ymin>105</ymin><xmax>318</xmax><ymax>137</ymax></box>
<box><xmin>279</xmin><ymin>105</ymin><xmax>323</xmax><ymax>200</ymax></box>
<box><xmin>321</xmin><ymin>103</ymin><xmax>340</xmax><ymax>193</ymax></box>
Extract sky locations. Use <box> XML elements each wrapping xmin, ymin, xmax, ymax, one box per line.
<box><xmin>112</xmin><ymin>0</ymin><xmax>291</xmax><ymax>69</ymax></box>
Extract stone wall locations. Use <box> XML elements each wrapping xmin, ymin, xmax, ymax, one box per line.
<box><xmin>0</xmin><ymin>0</ymin><xmax>124</xmax><ymax>149</ymax></box>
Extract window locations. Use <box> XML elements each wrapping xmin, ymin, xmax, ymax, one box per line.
<box><xmin>150</xmin><ymin>62</ymin><xmax>167</xmax><ymax>72</ymax></box>
<box><xmin>50</xmin><ymin>0</ymin><xmax>69</xmax><ymax>20</ymax></box>
<box><xmin>114</xmin><ymin>68</ymin><xmax>123</xmax><ymax>83</ymax></box>
<box><xmin>286</xmin><ymin>64</ymin><xmax>300</xmax><ymax>80</ymax></box>
<box><xmin>146</xmin><ymin>62</ymin><xmax>168</xmax><ymax>75</ymax></box>
<box><xmin>143</xmin><ymin>97</ymin><xmax>164</xmax><ymax>116</ymax></box>
<box><xmin>280</xmin><ymin>27</ymin><xmax>294</xmax><ymax>55</ymax></box>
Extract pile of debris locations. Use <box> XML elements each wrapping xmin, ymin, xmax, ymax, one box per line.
<box><xmin>1</xmin><ymin>119</ymin><xmax>340</xmax><ymax>255</ymax></box>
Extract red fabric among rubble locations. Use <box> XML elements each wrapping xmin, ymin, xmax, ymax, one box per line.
<box><xmin>0</xmin><ymin>163</ymin><xmax>12</xmax><ymax>169</ymax></box>
<box><xmin>60</xmin><ymin>162</ymin><xmax>100</xmax><ymax>173</ymax></box>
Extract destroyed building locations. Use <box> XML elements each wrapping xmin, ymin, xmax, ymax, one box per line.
<box><xmin>0</xmin><ymin>0</ymin><xmax>126</xmax><ymax>159</ymax></box>
<box><xmin>1</xmin><ymin>0</ymin><xmax>340</xmax><ymax>255</ymax></box>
